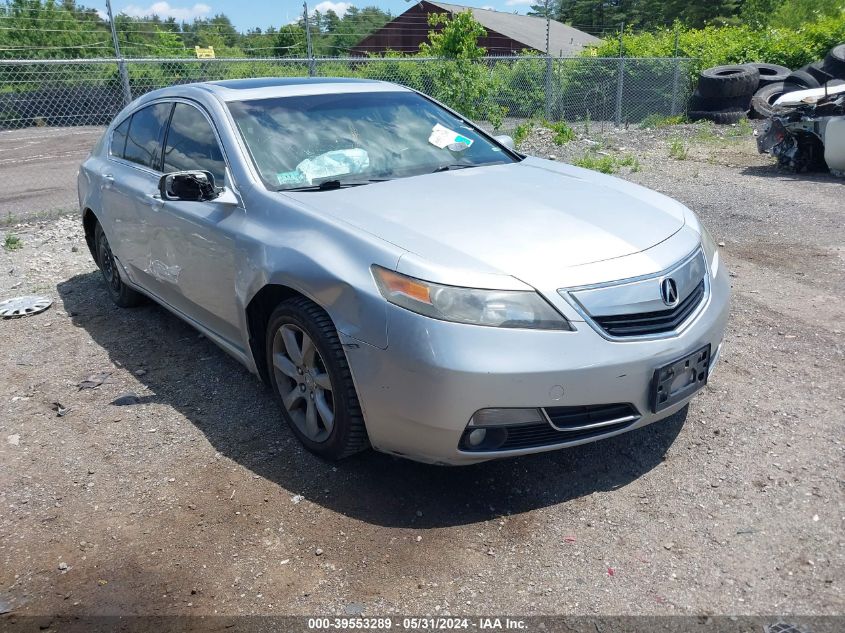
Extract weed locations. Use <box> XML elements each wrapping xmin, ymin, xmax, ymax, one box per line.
<box><xmin>513</xmin><ymin>120</ymin><xmax>534</xmax><ymax>146</ymax></box>
<box><xmin>669</xmin><ymin>137</ymin><xmax>688</xmax><ymax>160</ymax></box>
<box><xmin>573</xmin><ymin>152</ymin><xmax>640</xmax><ymax>175</ymax></box>
<box><xmin>573</xmin><ymin>154</ymin><xmax>616</xmax><ymax>173</ymax></box>
<box><xmin>618</xmin><ymin>154</ymin><xmax>640</xmax><ymax>171</ymax></box>
<box><xmin>3</xmin><ymin>234</ymin><xmax>23</xmax><ymax>250</ymax></box>
<box><xmin>639</xmin><ymin>114</ymin><xmax>687</xmax><ymax>129</ymax></box>
<box><xmin>546</xmin><ymin>121</ymin><xmax>576</xmax><ymax>145</ymax></box>
<box><xmin>694</xmin><ymin>120</ymin><xmax>718</xmax><ymax>141</ymax></box>
<box><xmin>725</xmin><ymin>117</ymin><xmax>753</xmax><ymax>137</ymax></box>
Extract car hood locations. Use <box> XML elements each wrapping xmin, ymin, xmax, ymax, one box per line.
<box><xmin>283</xmin><ymin>157</ymin><xmax>688</xmax><ymax>287</ymax></box>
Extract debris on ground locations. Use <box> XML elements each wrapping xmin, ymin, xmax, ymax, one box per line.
<box><xmin>77</xmin><ymin>372</ymin><xmax>112</xmax><ymax>390</ymax></box>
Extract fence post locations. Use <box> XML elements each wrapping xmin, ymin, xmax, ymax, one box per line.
<box><xmin>105</xmin><ymin>0</ymin><xmax>132</xmax><ymax>106</ymax></box>
<box><xmin>614</xmin><ymin>23</ymin><xmax>624</xmax><ymax>127</ymax></box>
<box><xmin>543</xmin><ymin>0</ymin><xmax>552</xmax><ymax>119</ymax></box>
<box><xmin>670</xmin><ymin>30</ymin><xmax>681</xmax><ymax>116</ymax></box>
<box><xmin>303</xmin><ymin>2</ymin><xmax>316</xmax><ymax>77</ymax></box>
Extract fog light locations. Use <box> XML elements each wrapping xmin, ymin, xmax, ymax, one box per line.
<box><xmin>469</xmin><ymin>407</ymin><xmax>545</xmax><ymax>427</ymax></box>
<box><xmin>467</xmin><ymin>428</ymin><xmax>487</xmax><ymax>446</ymax></box>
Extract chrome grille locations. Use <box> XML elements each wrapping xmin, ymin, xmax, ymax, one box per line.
<box><xmin>594</xmin><ymin>280</ymin><xmax>706</xmax><ymax>337</ymax></box>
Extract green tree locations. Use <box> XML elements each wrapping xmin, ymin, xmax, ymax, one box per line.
<box><xmin>419</xmin><ymin>10</ymin><xmax>486</xmax><ymax>58</ymax></box>
<box><xmin>769</xmin><ymin>0</ymin><xmax>844</xmax><ymax>27</ymax></box>
<box><xmin>418</xmin><ymin>10</ymin><xmax>505</xmax><ymax>128</ymax></box>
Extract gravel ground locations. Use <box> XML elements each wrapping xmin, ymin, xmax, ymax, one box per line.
<box><xmin>0</xmin><ymin>123</ymin><xmax>843</xmax><ymax>619</ymax></box>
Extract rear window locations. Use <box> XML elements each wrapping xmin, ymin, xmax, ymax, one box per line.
<box><xmin>123</xmin><ymin>103</ymin><xmax>171</xmax><ymax>170</ymax></box>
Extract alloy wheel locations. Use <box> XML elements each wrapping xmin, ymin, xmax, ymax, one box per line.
<box><xmin>271</xmin><ymin>323</ymin><xmax>335</xmax><ymax>442</ymax></box>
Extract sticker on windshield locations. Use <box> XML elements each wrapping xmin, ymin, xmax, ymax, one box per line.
<box><xmin>429</xmin><ymin>123</ymin><xmax>474</xmax><ymax>150</ymax></box>
<box><xmin>276</xmin><ymin>170</ymin><xmax>307</xmax><ymax>187</ymax></box>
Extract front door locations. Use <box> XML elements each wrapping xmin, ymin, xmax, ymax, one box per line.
<box><xmin>151</xmin><ymin>102</ymin><xmax>242</xmax><ymax>346</ymax></box>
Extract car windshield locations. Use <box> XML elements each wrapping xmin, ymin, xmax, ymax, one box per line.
<box><xmin>227</xmin><ymin>90</ymin><xmax>516</xmax><ymax>191</ymax></box>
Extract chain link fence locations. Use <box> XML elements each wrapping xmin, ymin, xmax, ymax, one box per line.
<box><xmin>0</xmin><ymin>55</ymin><xmax>695</xmax><ymax>217</ymax></box>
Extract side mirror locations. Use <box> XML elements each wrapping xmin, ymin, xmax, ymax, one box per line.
<box><xmin>159</xmin><ymin>170</ymin><xmax>218</xmax><ymax>202</ymax></box>
<box><xmin>494</xmin><ymin>134</ymin><xmax>515</xmax><ymax>151</ymax></box>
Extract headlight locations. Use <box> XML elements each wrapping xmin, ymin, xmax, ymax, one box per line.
<box><xmin>372</xmin><ymin>266</ymin><xmax>572</xmax><ymax>330</ymax></box>
<box><xmin>701</xmin><ymin>225</ymin><xmax>719</xmax><ymax>279</ymax></box>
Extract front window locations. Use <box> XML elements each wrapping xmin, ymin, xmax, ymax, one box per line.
<box><xmin>227</xmin><ymin>90</ymin><xmax>516</xmax><ymax>191</ymax></box>
<box><xmin>163</xmin><ymin>103</ymin><xmax>227</xmax><ymax>185</ymax></box>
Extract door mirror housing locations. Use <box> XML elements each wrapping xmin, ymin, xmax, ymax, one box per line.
<box><xmin>159</xmin><ymin>170</ymin><xmax>219</xmax><ymax>202</ymax></box>
<box><xmin>494</xmin><ymin>134</ymin><xmax>515</xmax><ymax>151</ymax></box>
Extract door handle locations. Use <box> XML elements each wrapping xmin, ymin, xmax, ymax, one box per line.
<box><xmin>102</xmin><ymin>173</ymin><xmax>114</xmax><ymax>188</ymax></box>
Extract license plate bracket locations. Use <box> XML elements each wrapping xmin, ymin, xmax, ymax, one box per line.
<box><xmin>650</xmin><ymin>344</ymin><xmax>711</xmax><ymax>413</ymax></box>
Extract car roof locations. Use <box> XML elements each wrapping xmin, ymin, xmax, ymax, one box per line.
<box><xmin>126</xmin><ymin>77</ymin><xmax>413</xmax><ymax>116</ymax></box>
<box><xmin>198</xmin><ymin>76</ymin><xmax>411</xmax><ymax>101</ymax></box>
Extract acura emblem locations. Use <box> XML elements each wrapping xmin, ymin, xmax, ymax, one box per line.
<box><xmin>660</xmin><ymin>277</ymin><xmax>679</xmax><ymax>307</ymax></box>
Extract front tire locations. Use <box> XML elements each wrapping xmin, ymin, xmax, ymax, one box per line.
<box><xmin>94</xmin><ymin>223</ymin><xmax>144</xmax><ymax>308</ymax></box>
<box><xmin>266</xmin><ymin>297</ymin><xmax>368</xmax><ymax>460</ymax></box>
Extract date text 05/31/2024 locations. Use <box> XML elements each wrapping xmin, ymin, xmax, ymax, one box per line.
<box><xmin>307</xmin><ymin>618</ymin><xmax>528</xmax><ymax>630</ymax></box>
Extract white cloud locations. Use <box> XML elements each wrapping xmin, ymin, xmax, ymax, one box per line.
<box><xmin>505</xmin><ymin>0</ymin><xmax>534</xmax><ymax>5</ymax></box>
<box><xmin>96</xmin><ymin>8</ymin><xmax>109</xmax><ymax>20</ymax></box>
<box><xmin>121</xmin><ymin>2</ymin><xmax>212</xmax><ymax>21</ymax></box>
<box><xmin>313</xmin><ymin>1</ymin><xmax>353</xmax><ymax>18</ymax></box>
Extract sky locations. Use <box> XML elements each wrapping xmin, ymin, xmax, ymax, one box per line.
<box><xmin>88</xmin><ymin>0</ymin><xmax>535</xmax><ymax>32</ymax></box>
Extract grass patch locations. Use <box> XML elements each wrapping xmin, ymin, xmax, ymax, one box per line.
<box><xmin>669</xmin><ymin>137</ymin><xmax>688</xmax><ymax>160</ymax></box>
<box><xmin>547</xmin><ymin>121</ymin><xmax>576</xmax><ymax>145</ymax></box>
<box><xmin>573</xmin><ymin>152</ymin><xmax>640</xmax><ymax>175</ymax></box>
<box><xmin>3</xmin><ymin>233</ymin><xmax>23</xmax><ymax>250</ymax></box>
<box><xmin>639</xmin><ymin>114</ymin><xmax>687</xmax><ymax>129</ymax></box>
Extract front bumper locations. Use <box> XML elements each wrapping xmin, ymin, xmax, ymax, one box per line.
<box><xmin>343</xmin><ymin>265</ymin><xmax>730</xmax><ymax>465</ymax></box>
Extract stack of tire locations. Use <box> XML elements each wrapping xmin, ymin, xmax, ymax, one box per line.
<box><xmin>688</xmin><ymin>63</ymin><xmax>788</xmax><ymax>124</ymax></box>
<box><xmin>687</xmin><ymin>43</ymin><xmax>845</xmax><ymax>123</ymax></box>
<box><xmin>751</xmin><ymin>44</ymin><xmax>845</xmax><ymax>119</ymax></box>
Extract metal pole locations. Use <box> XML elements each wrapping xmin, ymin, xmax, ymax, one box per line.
<box><xmin>303</xmin><ymin>1</ymin><xmax>315</xmax><ymax>77</ymax></box>
<box><xmin>105</xmin><ymin>0</ymin><xmax>132</xmax><ymax>106</ymax></box>
<box><xmin>670</xmin><ymin>28</ymin><xmax>681</xmax><ymax>116</ymax></box>
<box><xmin>544</xmin><ymin>0</ymin><xmax>552</xmax><ymax>119</ymax></box>
<box><xmin>614</xmin><ymin>22</ymin><xmax>624</xmax><ymax>127</ymax></box>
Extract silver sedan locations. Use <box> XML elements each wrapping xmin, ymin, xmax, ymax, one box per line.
<box><xmin>78</xmin><ymin>78</ymin><xmax>730</xmax><ymax>465</ymax></box>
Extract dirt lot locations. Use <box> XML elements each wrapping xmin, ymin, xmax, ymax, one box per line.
<box><xmin>0</xmin><ymin>126</ymin><xmax>104</xmax><ymax>220</ymax></box>
<box><xmin>0</xmin><ymin>123</ymin><xmax>843</xmax><ymax>620</ymax></box>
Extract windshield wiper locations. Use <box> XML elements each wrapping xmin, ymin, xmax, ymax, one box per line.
<box><xmin>432</xmin><ymin>161</ymin><xmax>507</xmax><ymax>174</ymax></box>
<box><xmin>432</xmin><ymin>164</ymin><xmax>477</xmax><ymax>173</ymax></box>
<box><xmin>279</xmin><ymin>178</ymin><xmax>388</xmax><ymax>192</ymax></box>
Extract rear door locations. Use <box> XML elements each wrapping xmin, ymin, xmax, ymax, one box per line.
<box><xmin>152</xmin><ymin>101</ymin><xmax>242</xmax><ymax>344</ymax></box>
<box><xmin>100</xmin><ymin>101</ymin><xmax>172</xmax><ymax>290</ymax></box>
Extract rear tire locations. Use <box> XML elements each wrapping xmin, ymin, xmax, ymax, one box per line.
<box><xmin>94</xmin><ymin>223</ymin><xmax>145</xmax><ymax>308</ymax></box>
<box><xmin>265</xmin><ymin>297</ymin><xmax>368</xmax><ymax>460</ymax></box>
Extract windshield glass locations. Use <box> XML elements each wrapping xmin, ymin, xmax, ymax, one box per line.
<box><xmin>227</xmin><ymin>90</ymin><xmax>516</xmax><ymax>191</ymax></box>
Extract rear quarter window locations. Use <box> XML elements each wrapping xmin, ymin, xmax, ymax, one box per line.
<box><xmin>110</xmin><ymin>117</ymin><xmax>129</xmax><ymax>158</ymax></box>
